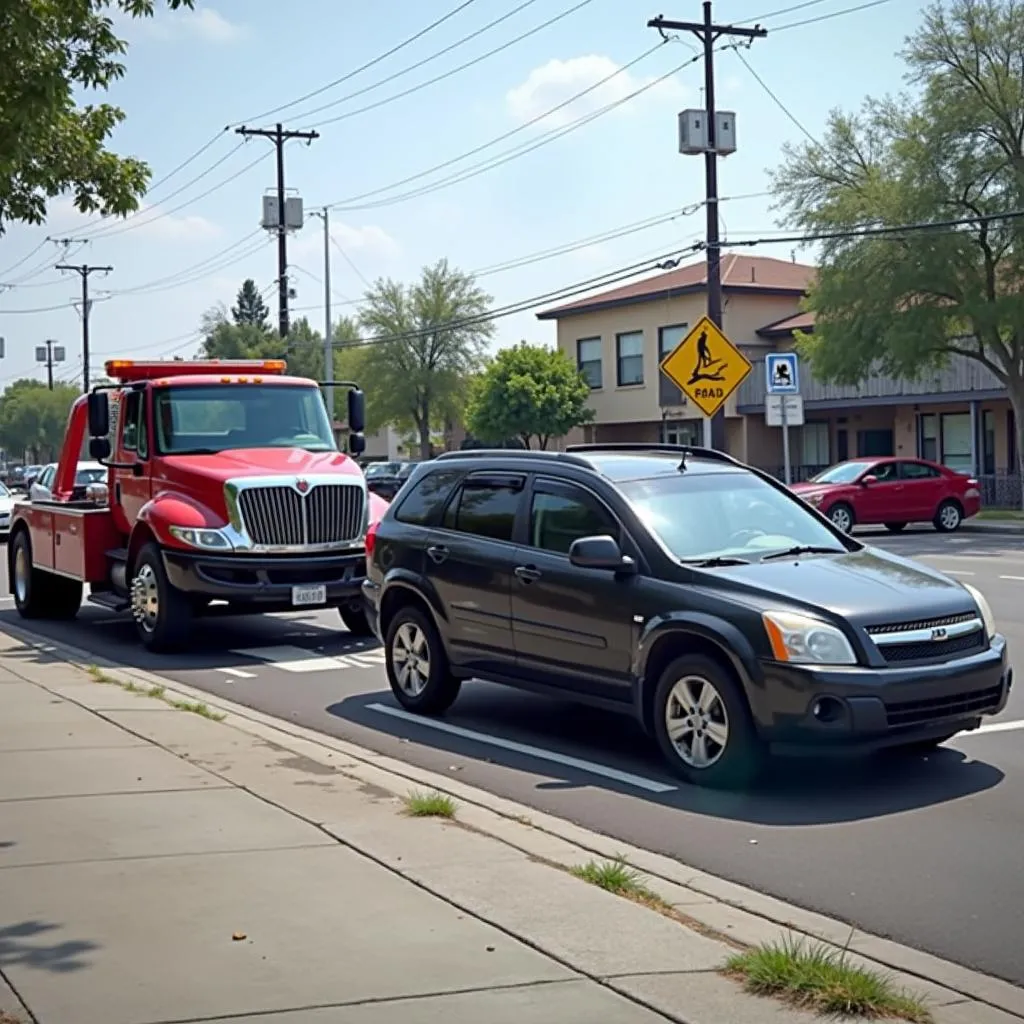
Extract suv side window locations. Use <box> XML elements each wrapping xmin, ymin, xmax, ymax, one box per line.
<box><xmin>441</xmin><ymin>473</ymin><xmax>524</xmax><ymax>542</ymax></box>
<box><xmin>121</xmin><ymin>391</ymin><xmax>141</xmax><ymax>451</ymax></box>
<box><xmin>899</xmin><ymin>461</ymin><xmax>940</xmax><ymax>480</ymax></box>
<box><xmin>529</xmin><ymin>479</ymin><xmax>619</xmax><ymax>554</ymax></box>
<box><xmin>394</xmin><ymin>468</ymin><xmax>462</xmax><ymax>526</ymax></box>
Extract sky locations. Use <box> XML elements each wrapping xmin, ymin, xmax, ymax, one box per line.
<box><xmin>0</xmin><ymin>0</ymin><xmax>925</xmax><ymax>391</ymax></box>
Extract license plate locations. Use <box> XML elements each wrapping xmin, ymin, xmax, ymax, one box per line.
<box><xmin>291</xmin><ymin>584</ymin><xmax>327</xmax><ymax>607</ymax></box>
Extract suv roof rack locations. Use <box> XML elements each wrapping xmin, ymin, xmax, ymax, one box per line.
<box><xmin>433</xmin><ymin>448</ymin><xmax>594</xmax><ymax>469</ymax></box>
<box><xmin>565</xmin><ymin>443</ymin><xmax>743</xmax><ymax>467</ymax></box>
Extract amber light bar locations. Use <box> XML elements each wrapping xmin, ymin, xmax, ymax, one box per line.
<box><xmin>104</xmin><ymin>359</ymin><xmax>288</xmax><ymax>382</ymax></box>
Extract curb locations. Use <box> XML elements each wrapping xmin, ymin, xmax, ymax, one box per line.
<box><xmin>5</xmin><ymin>620</ymin><xmax>1024</xmax><ymax>1022</ymax></box>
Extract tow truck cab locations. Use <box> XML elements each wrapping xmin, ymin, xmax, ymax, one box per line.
<box><xmin>7</xmin><ymin>358</ymin><xmax>388</xmax><ymax>651</ymax></box>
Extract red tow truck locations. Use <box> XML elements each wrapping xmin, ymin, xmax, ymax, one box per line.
<box><xmin>7</xmin><ymin>359</ymin><xmax>388</xmax><ymax>651</ymax></box>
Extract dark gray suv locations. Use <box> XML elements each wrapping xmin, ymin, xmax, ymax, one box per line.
<box><xmin>361</xmin><ymin>444</ymin><xmax>1010</xmax><ymax>788</ymax></box>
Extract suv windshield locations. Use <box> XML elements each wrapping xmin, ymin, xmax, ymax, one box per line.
<box><xmin>810</xmin><ymin>462</ymin><xmax>868</xmax><ymax>485</ymax></box>
<box><xmin>620</xmin><ymin>470</ymin><xmax>845</xmax><ymax>562</ymax></box>
<box><xmin>153</xmin><ymin>385</ymin><xmax>336</xmax><ymax>456</ymax></box>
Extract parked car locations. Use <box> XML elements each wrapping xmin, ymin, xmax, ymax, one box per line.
<box><xmin>29</xmin><ymin>461</ymin><xmax>107</xmax><ymax>502</ymax></box>
<box><xmin>365</xmin><ymin>460</ymin><xmax>419</xmax><ymax>501</ymax></box>
<box><xmin>21</xmin><ymin>465</ymin><xmax>43</xmax><ymax>491</ymax></box>
<box><xmin>0</xmin><ymin>482</ymin><xmax>14</xmax><ymax>536</ymax></box>
<box><xmin>789</xmin><ymin>457</ymin><xmax>980</xmax><ymax>533</ymax></box>
<box><xmin>361</xmin><ymin>444</ymin><xmax>1010</xmax><ymax>789</ymax></box>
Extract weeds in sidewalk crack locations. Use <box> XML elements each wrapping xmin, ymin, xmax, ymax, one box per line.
<box><xmin>403</xmin><ymin>789</ymin><xmax>458</xmax><ymax>819</ymax></box>
<box><xmin>572</xmin><ymin>858</ymin><xmax>671</xmax><ymax>911</ymax></box>
<box><xmin>87</xmin><ymin>665</ymin><xmax>222</xmax><ymax>720</ymax></box>
<box><xmin>725</xmin><ymin>935</ymin><xmax>931</xmax><ymax>1022</ymax></box>
<box><xmin>170</xmin><ymin>700</ymin><xmax>225</xmax><ymax>721</ymax></box>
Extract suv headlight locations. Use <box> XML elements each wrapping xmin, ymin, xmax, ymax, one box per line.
<box><xmin>762</xmin><ymin>610</ymin><xmax>857</xmax><ymax>666</ymax></box>
<box><xmin>962</xmin><ymin>582</ymin><xmax>996</xmax><ymax>639</ymax></box>
<box><xmin>168</xmin><ymin>525</ymin><xmax>233</xmax><ymax>551</ymax></box>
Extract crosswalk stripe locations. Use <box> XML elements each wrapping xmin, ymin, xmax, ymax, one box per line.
<box><xmin>230</xmin><ymin>644</ymin><xmax>385</xmax><ymax>673</ymax></box>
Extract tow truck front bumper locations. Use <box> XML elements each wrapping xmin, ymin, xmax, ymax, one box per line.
<box><xmin>161</xmin><ymin>547</ymin><xmax>366</xmax><ymax>612</ymax></box>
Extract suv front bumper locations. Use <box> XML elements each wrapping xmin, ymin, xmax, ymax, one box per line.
<box><xmin>759</xmin><ymin>635</ymin><xmax>1012</xmax><ymax>755</ymax></box>
<box><xmin>162</xmin><ymin>547</ymin><xmax>366</xmax><ymax>611</ymax></box>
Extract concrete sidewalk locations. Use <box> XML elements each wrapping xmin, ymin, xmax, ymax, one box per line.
<box><xmin>0</xmin><ymin>632</ymin><xmax>1021</xmax><ymax>1024</ymax></box>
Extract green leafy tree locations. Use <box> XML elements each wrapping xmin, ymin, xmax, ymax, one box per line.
<box><xmin>358</xmin><ymin>259</ymin><xmax>493</xmax><ymax>459</ymax></box>
<box><xmin>0</xmin><ymin>380</ymin><xmax>80</xmax><ymax>461</ymax></box>
<box><xmin>0</xmin><ymin>0</ymin><xmax>195</xmax><ymax>233</ymax></box>
<box><xmin>231</xmin><ymin>278</ymin><xmax>271</xmax><ymax>330</ymax></box>
<box><xmin>771</xmin><ymin>0</ymin><xmax>1024</xmax><ymax>493</ymax></box>
<box><xmin>466</xmin><ymin>342</ymin><xmax>593</xmax><ymax>449</ymax></box>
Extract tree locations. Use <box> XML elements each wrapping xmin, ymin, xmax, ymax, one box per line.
<box><xmin>466</xmin><ymin>342</ymin><xmax>593</xmax><ymax>449</ymax></box>
<box><xmin>358</xmin><ymin>259</ymin><xmax>493</xmax><ymax>458</ymax></box>
<box><xmin>231</xmin><ymin>279</ymin><xmax>271</xmax><ymax>330</ymax></box>
<box><xmin>0</xmin><ymin>380</ymin><xmax>80</xmax><ymax>461</ymax></box>
<box><xmin>770</xmin><ymin>0</ymin><xmax>1024</xmax><ymax>498</ymax></box>
<box><xmin>0</xmin><ymin>0</ymin><xmax>194</xmax><ymax>234</ymax></box>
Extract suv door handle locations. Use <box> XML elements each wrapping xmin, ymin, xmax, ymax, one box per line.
<box><xmin>427</xmin><ymin>544</ymin><xmax>449</xmax><ymax>564</ymax></box>
<box><xmin>514</xmin><ymin>565</ymin><xmax>542</xmax><ymax>583</ymax></box>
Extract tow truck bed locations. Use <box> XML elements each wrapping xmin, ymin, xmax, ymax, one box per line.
<box><xmin>16</xmin><ymin>501</ymin><xmax>121</xmax><ymax>583</ymax></box>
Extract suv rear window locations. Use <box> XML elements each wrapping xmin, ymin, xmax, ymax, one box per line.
<box><xmin>393</xmin><ymin>468</ymin><xmax>462</xmax><ymax>526</ymax></box>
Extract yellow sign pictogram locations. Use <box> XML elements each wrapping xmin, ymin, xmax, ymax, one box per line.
<box><xmin>659</xmin><ymin>315</ymin><xmax>753</xmax><ymax>418</ymax></box>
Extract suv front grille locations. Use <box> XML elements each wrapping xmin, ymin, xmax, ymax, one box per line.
<box><xmin>866</xmin><ymin>610</ymin><xmax>986</xmax><ymax>665</ymax></box>
<box><xmin>878</xmin><ymin>632</ymin><xmax>986</xmax><ymax>664</ymax></box>
<box><xmin>238</xmin><ymin>483</ymin><xmax>364</xmax><ymax>547</ymax></box>
<box><xmin>885</xmin><ymin>684</ymin><xmax>1003</xmax><ymax>728</ymax></box>
<box><xmin>866</xmin><ymin>612</ymin><xmax>977</xmax><ymax>635</ymax></box>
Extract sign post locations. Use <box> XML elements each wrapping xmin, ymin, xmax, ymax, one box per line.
<box><xmin>765</xmin><ymin>352</ymin><xmax>801</xmax><ymax>485</ymax></box>
<box><xmin>659</xmin><ymin>316</ymin><xmax>752</xmax><ymax>441</ymax></box>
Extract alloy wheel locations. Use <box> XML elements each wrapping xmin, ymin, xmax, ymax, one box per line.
<box><xmin>664</xmin><ymin>674</ymin><xmax>730</xmax><ymax>769</ymax></box>
<box><xmin>392</xmin><ymin>621</ymin><xmax>430</xmax><ymax>696</ymax></box>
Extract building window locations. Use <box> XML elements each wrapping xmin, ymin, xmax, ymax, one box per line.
<box><xmin>919</xmin><ymin>413</ymin><xmax>939</xmax><ymax>462</ymax></box>
<box><xmin>940</xmin><ymin>412</ymin><xmax>972</xmax><ymax>472</ymax></box>
<box><xmin>658</xmin><ymin>324</ymin><xmax>687</xmax><ymax>406</ymax></box>
<box><xmin>576</xmin><ymin>337</ymin><xmax>602</xmax><ymax>389</ymax></box>
<box><xmin>616</xmin><ymin>331</ymin><xmax>644</xmax><ymax>386</ymax></box>
<box><xmin>801</xmin><ymin>421</ymin><xmax>829</xmax><ymax>470</ymax></box>
<box><xmin>661</xmin><ymin>419</ymin><xmax>700</xmax><ymax>446</ymax></box>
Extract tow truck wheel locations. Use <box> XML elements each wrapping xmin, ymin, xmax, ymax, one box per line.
<box><xmin>339</xmin><ymin>604</ymin><xmax>374</xmax><ymax>637</ymax></box>
<box><xmin>130</xmin><ymin>543</ymin><xmax>192</xmax><ymax>652</ymax></box>
<box><xmin>11</xmin><ymin>530</ymin><xmax>46</xmax><ymax>619</ymax></box>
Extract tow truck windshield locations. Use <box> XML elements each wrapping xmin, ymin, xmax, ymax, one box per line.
<box><xmin>153</xmin><ymin>384</ymin><xmax>336</xmax><ymax>456</ymax></box>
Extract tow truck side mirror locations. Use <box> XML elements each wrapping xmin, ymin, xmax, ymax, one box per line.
<box><xmin>347</xmin><ymin>388</ymin><xmax>365</xmax><ymax>434</ymax></box>
<box><xmin>87</xmin><ymin>391</ymin><xmax>109</xmax><ymax>438</ymax></box>
<box><xmin>89</xmin><ymin>437</ymin><xmax>112</xmax><ymax>461</ymax></box>
<box><xmin>349</xmin><ymin>432</ymin><xmax>366</xmax><ymax>456</ymax></box>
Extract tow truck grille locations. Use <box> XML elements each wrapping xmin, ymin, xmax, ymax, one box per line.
<box><xmin>238</xmin><ymin>483</ymin><xmax>364</xmax><ymax>547</ymax></box>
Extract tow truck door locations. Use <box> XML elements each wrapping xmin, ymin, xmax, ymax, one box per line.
<box><xmin>112</xmin><ymin>388</ymin><xmax>152</xmax><ymax>531</ymax></box>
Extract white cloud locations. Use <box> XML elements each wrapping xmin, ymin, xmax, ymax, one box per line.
<box><xmin>46</xmin><ymin>197</ymin><xmax>221</xmax><ymax>243</ymax></box>
<box><xmin>291</xmin><ymin>221</ymin><xmax>400</xmax><ymax>264</ymax></box>
<box><xmin>506</xmin><ymin>55</ymin><xmax>686</xmax><ymax>128</ymax></box>
<box><xmin>133</xmin><ymin>6</ymin><xmax>245</xmax><ymax>43</ymax></box>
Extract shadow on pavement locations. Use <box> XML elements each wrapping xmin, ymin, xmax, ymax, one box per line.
<box><xmin>330</xmin><ymin>687</ymin><xmax>1004</xmax><ymax>828</ymax></box>
<box><xmin>0</xmin><ymin>921</ymin><xmax>97</xmax><ymax>974</ymax></box>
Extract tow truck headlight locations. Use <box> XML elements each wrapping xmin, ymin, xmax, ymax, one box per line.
<box><xmin>168</xmin><ymin>526</ymin><xmax>233</xmax><ymax>551</ymax></box>
<box><xmin>962</xmin><ymin>583</ymin><xmax>996</xmax><ymax>639</ymax></box>
<box><xmin>762</xmin><ymin>610</ymin><xmax>858</xmax><ymax>666</ymax></box>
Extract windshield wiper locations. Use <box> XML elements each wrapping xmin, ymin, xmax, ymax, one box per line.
<box><xmin>760</xmin><ymin>545</ymin><xmax>845</xmax><ymax>562</ymax></box>
<box><xmin>680</xmin><ymin>555</ymin><xmax>751</xmax><ymax>567</ymax></box>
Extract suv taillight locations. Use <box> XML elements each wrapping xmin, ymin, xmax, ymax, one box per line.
<box><xmin>365</xmin><ymin>520</ymin><xmax>379</xmax><ymax>559</ymax></box>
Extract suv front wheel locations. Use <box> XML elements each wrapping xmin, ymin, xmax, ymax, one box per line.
<box><xmin>651</xmin><ymin>653</ymin><xmax>764</xmax><ymax>789</ymax></box>
<box><xmin>384</xmin><ymin>604</ymin><xmax>461</xmax><ymax>715</ymax></box>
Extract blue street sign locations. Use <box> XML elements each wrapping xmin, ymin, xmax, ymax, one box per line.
<box><xmin>766</xmin><ymin>351</ymin><xmax>799</xmax><ymax>395</ymax></box>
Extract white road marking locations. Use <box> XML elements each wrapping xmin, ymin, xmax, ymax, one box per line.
<box><xmin>939</xmin><ymin>569</ymin><xmax>975</xmax><ymax>576</ymax></box>
<box><xmin>220</xmin><ymin>667</ymin><xmax>256</xmax><ymax>679</ymax></box>
<box><xmin>367</xmin><ymin>702</ymin><xmax>677</xmax><ymax>794</ymax></box>
<box><xmin>1000</xmin><ymin>575</ymin><xmax>1024</xmax><ymax>581</ymax></box>
<box><xmin>231</xmin><ymin>645</ymin><xmax>352</xmax><ymax>673</ymax></box>
<box><xmin>972</xmin><ymin>718</ymin><xmax>1024</xmax><ymax>735</ymax></box>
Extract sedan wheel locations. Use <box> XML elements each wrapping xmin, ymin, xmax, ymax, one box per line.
<box><xmin>935</xmin><ymin>500</ymin><xmax>962</xmax><ymax>532</ymax></box>
<box><xmin>828</xmin><ymin>503</ymin><xmax>854</xmax><ymax>534</ymax></box>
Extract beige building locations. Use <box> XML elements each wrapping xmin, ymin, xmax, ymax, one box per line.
<box><xmin>537</xmin><ymin>253</ymin><xmax>1019</xmax><ymax>506</ymax></box>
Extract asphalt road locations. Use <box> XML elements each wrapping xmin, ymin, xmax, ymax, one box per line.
<box><xmin>2</xmin><ymin>526</ymin><xmax>1023</xmax><ymax>984</ymax></box>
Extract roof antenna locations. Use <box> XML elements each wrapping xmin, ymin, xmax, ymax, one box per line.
<box><xmin>677</xmin><ymin>448</ymin><xmax>688</xmax><ymax>472</ymax></box>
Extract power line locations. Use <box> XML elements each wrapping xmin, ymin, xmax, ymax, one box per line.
<box><xmin>302</xmin><ymin>0</ymin><xmax>596</xmax><ymax>129</ymax></box>
<box><xmin>0</xmin><ymin>238</ymin><xmax>49</xmax><ymax>279</ymax></box>
<box><xmin>746</xmin><ymin>0</ymin><xmax>831</xmax><ymax>21</ymax></box>
<box><xmin>236</xmin><ymin>0</ymin><xmax>482</xmax><ymax>124</ymax></box>
<box><xmin>732</xmin><ymin>47</ymin><xmax>817</xmax><ymax>143</ymax></box>
<box><xmin>143</xmin><ymin>128</ymin><xmax>231</xmax><ymax>195</ymax></box>
<box><xmin>54</xmin><ymin>262</ymin><xmax>112</xmax><ymax>391</ymax></box>
<box><xmin>326</xmin><ymin>48</ymin><xmax>697</xmax><ymax>211</ymax></box>
<box><xmin>771</xmin><ymin>0</ymin><xmax>892</xmax><ymax>31</ymax></box>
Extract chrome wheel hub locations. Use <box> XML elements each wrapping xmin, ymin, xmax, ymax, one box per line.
<box><xmin>831</xmin><ymin>507</ymin><xmax>852</xmax><ymax>532</ymax></box>
<box><xmin>665</xmin><ymin>675</ymin><xmax>730</xmax><ymax>769</ymax></box>
<box><xmin>13</xmin><ymin>545</ymin><xmax>28</xmax><ymax>603</ymax></box>
<box><xmin>941</xmin><ymin>504</ymin><xmax>960</xmax><ymax>529</ymax></box>
<box><xmin>392</xmin><ymin>622</ymin><xmax>429</xmax><ymax>696</ymax></box>
<box><xmin>130</xmin><ymin>564</ymin><xmax>160</xmax><ymax>633</ymax></box>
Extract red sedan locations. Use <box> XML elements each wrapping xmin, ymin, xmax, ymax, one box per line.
<box><xmin>790</xmin><ymin>457</ymin><xmax>981</xmax><ymax>533</ymax></box>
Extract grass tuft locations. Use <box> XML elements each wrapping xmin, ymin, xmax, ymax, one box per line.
<box><xmin>977</xmin><ymin>508</ymin><xmax>1024</xmax><ymax>521</ymax></box>
<box><xmin>403</xmin><ymin>789</ymin><xmax>458</xmax><ymax>819</ymax></box>
<box><xmin>725</xmin><ymin>936</ymin><xmax>931</xmax><ymax>1022</ymax></box>
<box><xmin>170</xmin><ymin>700</ymin><xmax>225</xmax><ymax>721</ymax></box>
<box><xmin>571</xmin><ymin>857</ymin><xmax>672</xmax><ymax>912</ymax></box>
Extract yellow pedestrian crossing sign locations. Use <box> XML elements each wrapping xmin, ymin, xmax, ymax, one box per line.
<box><xmin>659</xmin><ymin>315</ymin><xmax>752</xmax><ymax>418</ymax></box>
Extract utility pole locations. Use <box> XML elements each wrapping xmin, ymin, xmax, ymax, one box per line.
<box><xmin>36</xmin><ymin>340</ymin><xmax>65</xmax><ymax>390</ymax></box>
<box><xmin>310</xmin><ymin>207</ymin><xmax>334</xmax><ymax>423</ymax></box>
<box><xmin>649</xmin><ymin>4</ymin><xmax>766</xmax><ymax>450</ymax></box>
<box><xmin>56</xmin><ymin>263</ymin><xmax>112</xmax><ymax>391</ymax></box>
<box><xmin>235</xmin><ymin>123</ymin><xmax>319</xmax><ymax>339</ymax></box>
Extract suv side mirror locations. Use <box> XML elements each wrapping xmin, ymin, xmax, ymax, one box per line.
<box><xmin>861</xmin><ymin>474</ymin><xmax>877</xmax><ymax>486</ymax></box>
<box><xmin>569</xmin><ymin>535</ymin><xmax>637</xmax><ymax>574</ymax></box>
<box><xmin>89</xmin><ymin>437</ymin><xmax>112</xmax><ymax>461</ymax></box>
<box><xmin>87</xmin><ymin>390</ymin><xmax>109</xmax><ymax>438</ymax></box>
<box><xmin>347</xmin><ymin>388</ymin><xmax>365</xmax><ymax>434</ymax></box>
